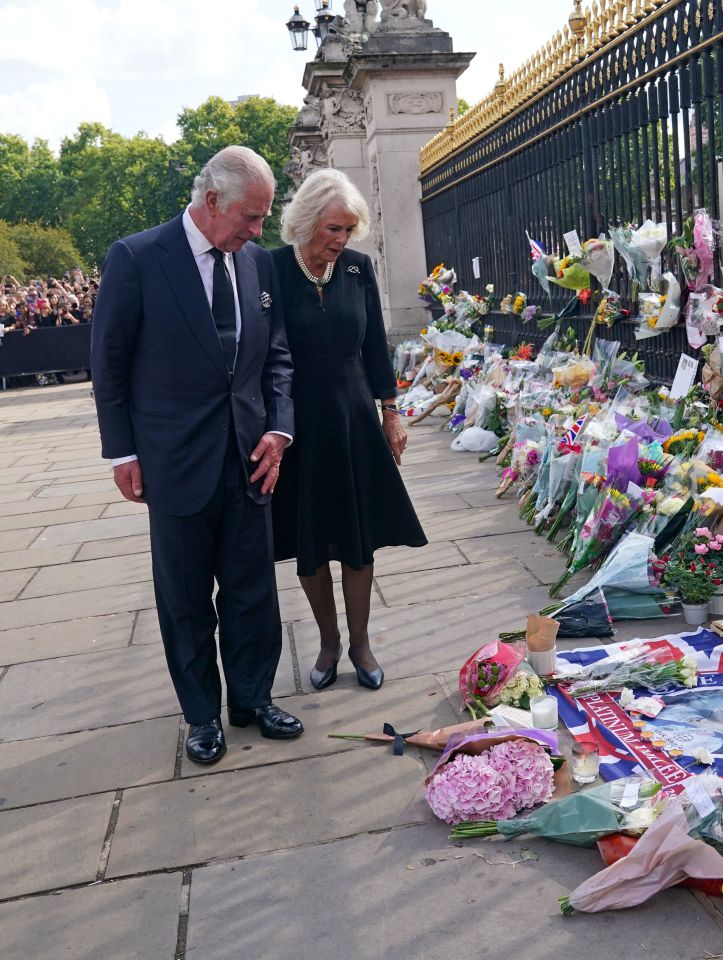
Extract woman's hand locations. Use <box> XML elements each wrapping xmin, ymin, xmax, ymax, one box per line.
<box><xmin>382</xmin><ymin>410</ymin><xmax>407</xmax><ymax>465</ymax></box>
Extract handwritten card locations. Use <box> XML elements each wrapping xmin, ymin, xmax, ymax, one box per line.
<box><xmin>670</xmin><ymin>354</ymin><xmax>698</xmax><ymax>401</ymax></box>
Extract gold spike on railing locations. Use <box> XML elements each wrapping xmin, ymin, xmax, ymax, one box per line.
<box><xmin>419</xmin><ymin>0</ymin><xmax>676</xmax><ymax>175</ymax></box>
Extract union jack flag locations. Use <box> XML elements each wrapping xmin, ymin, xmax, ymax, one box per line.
<box><xmin>526</xmin><ymin>230</ymin><xmax>545</xmax><ymax>262</ymax></box>
<box><xmin>558</xmin><ymin>415</ymin><xmax>586</xmax><ymax>451</ymax></box>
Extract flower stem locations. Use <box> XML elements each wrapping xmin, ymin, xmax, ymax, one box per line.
<box><xmin>558</xmin><ymin>896</ymin><xmax>575</xmax><ymax>916</ymax></box>
<box><xmin>327</xmin><ymin>734</ymin><xmax>366</xmax><ymax>740</ymax></box>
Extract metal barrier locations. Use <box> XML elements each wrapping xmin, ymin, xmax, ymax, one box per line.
<box><xmin>0</xmin><ymin>325</ymin><xmax>91</xmax><ymax>382</ymax></box>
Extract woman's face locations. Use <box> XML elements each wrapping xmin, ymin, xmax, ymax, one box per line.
<box><xmin>306</xmin><ymin>202</ymin><xmax>358</xmax><ymax>266</ymax></box>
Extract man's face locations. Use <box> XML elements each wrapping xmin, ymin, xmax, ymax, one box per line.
<box><xmin>205</xmin><ymin>182</ymin><xmax>274</xmax><ymax>253</ymax></box>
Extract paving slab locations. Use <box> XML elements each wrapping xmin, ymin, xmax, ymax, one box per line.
<box><xmin>415</xmin><ymin>505</ymin><xmax>532</xmax><ymax>543</ymax></box>
<box><xmin>0</xmin><ymin>567</ymin><xmax>36</xmax><ymax>603</ymax></box>
<box><xmin>0</xmin><ymin>527</ymin><xmax>43</xmax><ymax>552</ymax></box>
<box><xmin>22</xmin><ymin>552</ymin><xmax>154</xmax><ymax>599</ymax></box>
<box><xmin>185</xmin><ymin>825</ymin><xmax>722</xmax><ymax>960</ymax></box>
<box><xmin>30</xmin><ymin>513</ymin><xmax>150</xmax><ymax>546</ymax></box>
<box><xmin>67</xmin><ymin>489</ymin><xmax>125</xmax><ymax>508</ymax></box>
<box><xmin>101</xmin><ymin>500</ymin><xmax>150</xmax><ymax>518</ymax></box>
<box><xmin>0</xmin><ymin>792</ymin><xmax>114</xmax><ymax>899</ymax></box>
<box><xmin>180</xmin><ymin>672</ymin><xmax>458</xmax><ymax>778</ymax></box>
<box><xmin>375</xmin><ymin>558</ymin><xmax>539</xmax><ymax>606</ymax></box>
<box><xmin>0</xmin><ymin>580</ymin><xmax>156</xmax><ymax>630</ymax></box>
<box><xmin>372</xmin><ymin>540</ymin><xmax>468</xmax><ymax>578</ymax></box>
<box><xmin>21</xmin><ymin>465</ymin><xmax>111</xmax><ymax>483</ymax></box>
<box><xmin>0</xmin><ymin>611</ymin><xmax>135</xmax><ymax>664</ymax></box>
<box><xmin>0</xmin><ymin>715</ymin><xmax>179</xmax><ymax>809</ymax></box>
<box><xmin>75</xmin><ymin>533</ymin><xmax>151</xmax><ymax>561</ymax></box>
<box><xmin>35</xmin><ymin>478</ymin><xmax>119</xmax><ymax>498</ymax></box>
<box><xmin>107</xmin><ymin>748</ymin><xmax>432</xmax><ymax>879</ymax></box>
<box><xmin>455</xmin><ymin>530</ymin><xmax>568</xmax><ymax>584</ymax></box>
<box><xmin>0</xmin><ymin>643</ymin><xmax>179</xmax><ymax>739</ymax></box>
<box><xmin>0</xmin><ymin>495</ymin><xmax>72</xmax><ymax>517</ymax></box>
<box><xmin>0</xmin><ymin>873</ymin><xmax>182</xmax><ymax>960</ymax></box>
<box><xmin>0</xmin><ymin>504</ymin><xmax>104</xmax><ymax>533</ymax></box>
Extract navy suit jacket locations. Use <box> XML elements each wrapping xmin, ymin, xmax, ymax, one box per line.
<box><xmin>91</xmin><ymin>214</ymin><xmax>294</xmax><ymax>515</ymax></box>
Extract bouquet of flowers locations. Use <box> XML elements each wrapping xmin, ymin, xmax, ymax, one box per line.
<box><xmin>663</xmin><ymin>429</ymin><xmax>705</xmax><ymax>458</ymax></box>
<box><xmin>551</xmin><ymin>238</ymin><xmax>614</xmax><ymax>292</ymax></box>
<box><xmin>426</xmin><ymin>737</ymin><xmax>555</xmax><ymax>825</ymax></box>
<box><xmin>610</xmin><ymin>221</ymin><xmax>667</xmax><ymax>294</ymax></box>
<box><xmin>451</xmin><ymin>776</ymin><xmax>663</xmax><ymax>843</ymax></box>
<box><xmin>418</xmin><ymin>263</ymin><xmax>457</xmax><ymax>304</ymax></box>
<box><xmin>459</xmin><ymin>640</ymin><xmax>525</xmax><ymax>716</ymax></box>
<box><xmin>669</xmin><ymin>209</ymin><xmax>717</xmax><ymax>291</ymax></box>
<box><xmin>550</xmin><ymin>483</ymin><xmax>643</xmax><ymax>597</ymax></box>
<box><xmin>559</xmin><ymin>785</ymin><xmax>723</xmax><ymax>914</ymax></box>
<box><xmin>635</xmin><ymin>273</ymin><xmax>681</xmax><ymax>340</ymax></box>
<box><xmin>562</xmin><ymin>646</ymin><xmax>698</xmax><ymax>697</ymax></box>
<box><xmin>498</xmin><ymin>661</ymin><xmax>544</xmax><ymax>709</ymax></box>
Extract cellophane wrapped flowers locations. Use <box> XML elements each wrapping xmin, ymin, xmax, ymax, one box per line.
<box><xmin>425</xmin><ymin>740</ymin><xmax>554</xmax><ymax>825</ymax></box>
<box><xmin>459</xmin><ymin>641</ymin><xmax>525</xmax><ymax>716</ymax></box>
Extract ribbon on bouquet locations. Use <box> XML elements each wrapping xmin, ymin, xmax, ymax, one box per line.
<box><xmin>382</xmin><ymin>722</ymin><xmax>422</xmax><ymax>756</ymax></box>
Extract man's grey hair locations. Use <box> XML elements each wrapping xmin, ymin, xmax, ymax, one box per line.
<box><xmin>191</xmin><ymin>146</ymin><xmax>275</xmax><ymax>211</ymax></box>
<box><xmin>281</xmin><ymin>168</ymin><xmax>370</xmax><ymax>245</ymax></box>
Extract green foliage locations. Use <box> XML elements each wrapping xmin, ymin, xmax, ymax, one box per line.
<box><xmin>8</xmin><ymin>222</ymin><xmax>84</xmax><ymax>279</ymax></box>
<box><xmin>0</xmin><ymin>222</ymin><xmax>29</xmax><ymax>278</ymax></box>
<box><xmin>0</xmin><ymin>95</ymin><xmax>298</xmax><ymax>267</ymax></box>
<box><xmin>457</xmin><ymin>98</ymin><xmax>471</xmax><ymax>116</ymax></box>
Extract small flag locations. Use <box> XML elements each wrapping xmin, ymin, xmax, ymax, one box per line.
<box><xmin>526</xmin><ymin>230</ymin><xmax>545</xmax><ymax>262</ymax></box>
<box><xmin>558</xmin><ymin>415</ymin><xmax>587</xmax><ymax>452</ymax></box>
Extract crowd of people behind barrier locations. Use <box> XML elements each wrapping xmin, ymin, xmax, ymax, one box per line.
<box><xmin>0</xmin><ymin>269</ymin><xmax>97</xmax><ymax>336</ymax></box>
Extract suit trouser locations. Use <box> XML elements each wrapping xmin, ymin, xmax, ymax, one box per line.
<box><xmin>147</xmin><ymin>438</ymin><xmax>282</xmax><ymax>724</ymax></box>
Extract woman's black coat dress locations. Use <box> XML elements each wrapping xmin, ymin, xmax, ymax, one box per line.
<box><xmin>270</xmin><ymin>245</ymin><xmax>427</xmax><ymax>576</ymax></box>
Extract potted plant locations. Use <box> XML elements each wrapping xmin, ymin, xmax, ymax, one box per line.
<box><xmin>662</xmin><ymin>550</ymin><xmax>721</xmax><ymax>625</ymax></box>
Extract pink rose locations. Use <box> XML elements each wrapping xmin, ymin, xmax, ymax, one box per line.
<box><xmin>695</xmin><ymin>544</ymin><xmax>710</xmax><ymax>555</ymax></box>
<box><xmin>695</xmin><ymin>528</ymin><xmax>712</xmax><ymax>538</ymax></box>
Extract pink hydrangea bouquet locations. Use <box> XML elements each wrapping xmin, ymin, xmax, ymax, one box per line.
<box><xmin>425</xmin><ymin>738</ymin><xmax>555</xmax><ymax>825</ymax></box>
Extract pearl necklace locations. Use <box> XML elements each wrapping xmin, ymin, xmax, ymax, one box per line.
<box><xmin>293</xmin><ymin>244</ymin><xmax>334</xmax><ymax>288</ymax></box>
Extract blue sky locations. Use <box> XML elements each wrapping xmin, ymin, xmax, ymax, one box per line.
<box><xmin>0</xmin><ymin>0</ymin><xmax>576</xmax><ymax>148</ymax></box>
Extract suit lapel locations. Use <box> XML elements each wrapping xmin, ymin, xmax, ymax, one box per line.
<box><xmin>157</xmin><ymin>218</ymin><xmax>229</xmax><ymax>382</ymax></box>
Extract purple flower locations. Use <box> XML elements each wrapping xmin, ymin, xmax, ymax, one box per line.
<box><xmin>521</xmin><ymin>305</ymin><xmax>539</xmax><ymax>322</ymax></box>
<box><xmin>425</xmin><ymin>753</ymin><xmax>517</xmax><ymax>824</ymax></box>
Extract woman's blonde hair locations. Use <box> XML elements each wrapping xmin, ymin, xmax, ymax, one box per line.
<box><xmin>281</xmin><ymin>168</ymin><xmax>370</xmax><ymax>245</ymax></box>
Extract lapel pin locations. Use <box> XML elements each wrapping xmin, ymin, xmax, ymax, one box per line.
<box><xmin>347</xmin><ymin>265</ymin><xmax>361</xmax><ymax>275</ymax></box>
<box><xmin>260</xmin><ymin>291</ymin><xmax>272</xmax><ymax>308</ymax></box>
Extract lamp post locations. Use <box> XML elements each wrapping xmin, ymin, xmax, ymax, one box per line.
<box><xmin>286</xmin><ymin>5</ymin><xmax>311</xmax><ymax>51</ymax></box>
<box><xmin>286</xmin><ymin>1</ymin><xmax>335</xmax><ymax>52</ymax></box>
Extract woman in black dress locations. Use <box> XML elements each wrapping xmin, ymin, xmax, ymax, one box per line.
<box><xmin>272</xmin><ymin>169</ymin><xmax>426</xmax><ymax>691</ymax></box>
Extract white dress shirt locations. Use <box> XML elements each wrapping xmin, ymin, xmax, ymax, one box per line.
<box><xmin>111</xmin><ymin>207</ymin><xmax>289</xmax><ymax>466</ymax></box>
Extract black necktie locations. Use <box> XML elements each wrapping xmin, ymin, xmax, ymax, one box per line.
<box><xmin>209</xmin><ymin>247</ymin><xmax>237</xmax><ymax>372</ymax></box>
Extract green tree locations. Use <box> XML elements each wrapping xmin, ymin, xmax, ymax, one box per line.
<box><xmin>457</xmin><ymin>97</ymin><xmax>471</xmax><ymax>116</ymax></box>
<box><xmin>9</xmin><ymin>222</ymin><xmax>85</xmax><ymax>278</ymax></box>
<box><xmin>0</xmin><ymin>134</ymin><xmax>31</xmax><ymax>223</ymax></box>
<box><xmin>0</xmin><ymin>221</ymin><xmax>29</xmax><ymax>278</ymax></box>
<box><xmin>58</xmin><ymin>123</ymin><xmax>172</xmax><ymax>264</ymax></box>
<box><xmin>15</xmin><ymin>140</ymin><xmax>63</xmax><ymax>226</ymax></box>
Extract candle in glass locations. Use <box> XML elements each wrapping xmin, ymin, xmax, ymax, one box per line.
<box><xmin>530</xmin><ymin>694</ymin><xmax>558</xmax><ymax>729</ymax></box>
<box><xmin>571</xmin><ymin>740</ymin><xmax>600</xmax><ymax>784</ymax></box>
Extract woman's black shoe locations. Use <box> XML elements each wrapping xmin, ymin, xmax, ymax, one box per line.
<box><xmin>310</xmin><ymin>643</ymin><xmax>343</xmax><ymax>690</ymax></box>
<box><xmin>349</xmin><ymin>651</ymin><xmax>384</xmax><ymax>690</ymax></box>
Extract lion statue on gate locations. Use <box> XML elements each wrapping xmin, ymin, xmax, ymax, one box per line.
<box><xmin>380</xmin><ymin>0</ymin><xmax>428</xmax><ymax>19</ymax></box>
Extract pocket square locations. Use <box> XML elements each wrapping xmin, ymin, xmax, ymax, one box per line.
<box><xmin>260</xmin><ymin>291</ymin><xmax>272</xmax><ymax>309</ymax></box>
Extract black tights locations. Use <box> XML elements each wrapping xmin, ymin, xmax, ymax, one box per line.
<box><xmin>298</xmin><ymin>562</ymin><xmax>379</xmax><ymax>672</ymax></box>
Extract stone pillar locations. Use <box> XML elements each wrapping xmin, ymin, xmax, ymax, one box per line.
<box><xmin>288</xmin><ymin>4</ymin><xmax>473</xmax><ymax>338</ymax></box>
<box><xmin>347</xmin><ymin>20</ymin><xmax>473</xmax><ymax>338</ymax></box>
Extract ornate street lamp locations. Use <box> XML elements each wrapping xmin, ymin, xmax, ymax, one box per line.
<box><xmin>312</xmin><ymin>0</ymin><xmax>335</xmax><ymax>47</ymax></box>
<box><xmin>286</xmin><ymin>5</ymin><xmax>311</xmax><ymax>51</ymax></box>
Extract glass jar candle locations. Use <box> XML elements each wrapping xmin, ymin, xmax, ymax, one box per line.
<box><xmin>530</xmin><ymin>694</ymin><xmax>558</xmax><ymax>730</ymax></box>
<box><xmin>571</xmin><ymin>740</ymin><xmax>600</xmax><ymax>784</ymax></box>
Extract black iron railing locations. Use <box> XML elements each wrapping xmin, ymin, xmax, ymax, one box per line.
<box><xmin>419</xmin><ymin>0</ymin><xmax>723</xmax><ymax>380</ymax></box>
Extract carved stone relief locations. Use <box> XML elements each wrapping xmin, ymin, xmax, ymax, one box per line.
<box><xmin>321</xmin><ymin>84</ymin><xmax>366</xmax><ymax>135</ymax></box>
<box><xmin>387</xmin><ymin>91</ymin><xmax>443</xmax><ymax>115</ymax></box>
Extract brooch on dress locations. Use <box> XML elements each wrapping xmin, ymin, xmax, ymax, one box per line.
<box><xmin>260</xmin><ymin>291</ymin><xmax>272</xmax><ymax>308</ymax></box>
<box><xmin>347</xmin><ymin>265</ymin><xmax>361</xmax><ymax>275</ymax></box>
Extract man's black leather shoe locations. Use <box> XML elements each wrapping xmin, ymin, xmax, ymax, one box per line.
<box><xmin>227</xmin><ymin>703</ymin><xmax>304</xmax><ymax>739</ymax></box>
<box><xmin>186</xmin><ymin>719</ymin><xmax>227</xmax><ymax>764</ymax></box>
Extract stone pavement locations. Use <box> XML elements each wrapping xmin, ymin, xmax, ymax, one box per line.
<box><xmin>0</xmin><ymin>382</ymin><xmax>721</xmax><ymax>960</ymax></box>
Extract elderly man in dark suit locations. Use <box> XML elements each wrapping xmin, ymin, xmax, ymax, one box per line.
<box><xmin>92</xmin><ymin>146</ymin><xmax>303</xmax><ymax>764</ymax></box>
